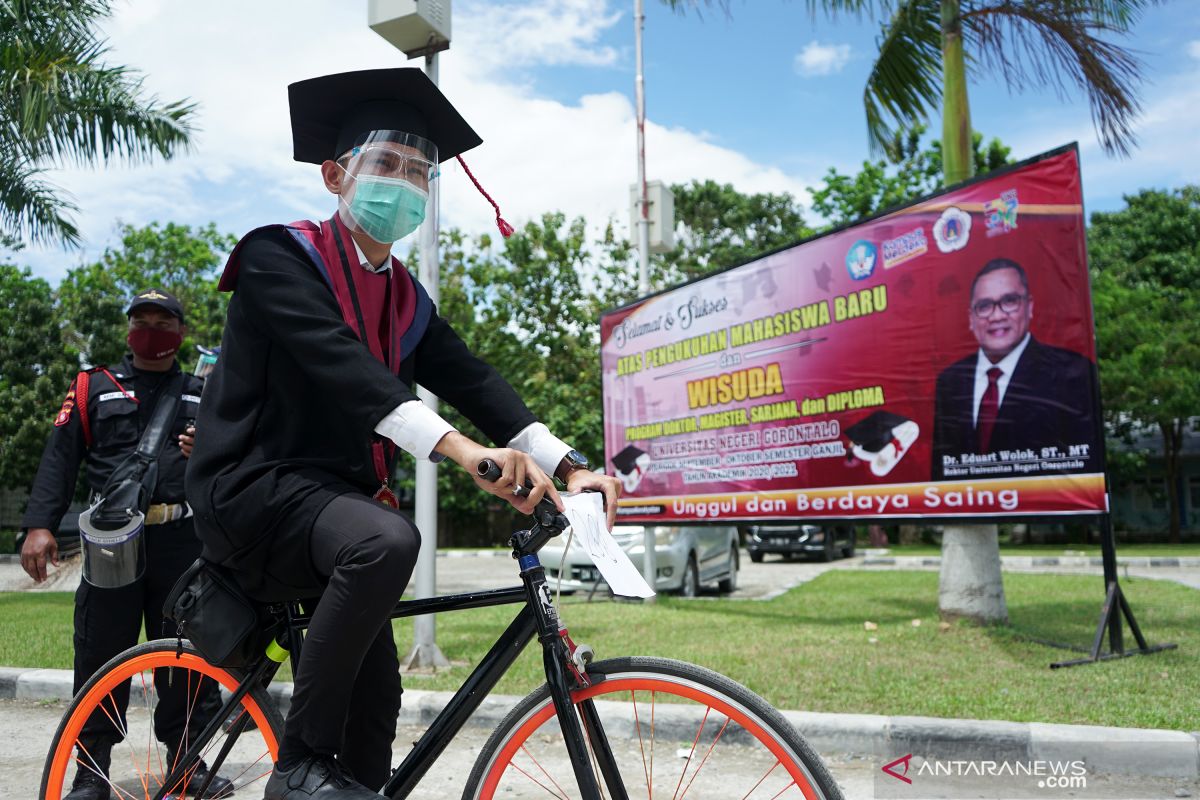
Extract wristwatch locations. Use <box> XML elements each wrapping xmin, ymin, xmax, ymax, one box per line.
<box><xmin>555</xmin><ymin>449</ymin><xmax>589</xmax><ymax>483</ymax></box>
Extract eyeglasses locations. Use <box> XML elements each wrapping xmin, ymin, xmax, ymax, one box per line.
<box><xmin>971</xmin><ymin>293</ymin><xmax>1027</xmax><ymax>317</ymax></box>
<box><xmin>348</xmin><ymin>145</ymin><xmax>439</xmax><ymax>183</ymax></box>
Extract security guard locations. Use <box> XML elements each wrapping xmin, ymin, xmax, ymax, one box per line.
<box><xmin>20</xmin><ymin>289</ymin><xmax>234</xmax><ymax>800</ymax></box>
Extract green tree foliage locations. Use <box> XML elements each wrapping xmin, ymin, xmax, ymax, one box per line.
<box><xmin>0</xmin><ymin>221</ymin><xmax>233</xmax><ymax>495</ymax></box>
<box><xmin>57</xmin><ymin>222</ymin><xmax>237</xmax><ymax>367</ymax></box>
<box><xmin>0</xmin><ymin>264</ymin><xmax>77</xmax><ymax>490</ymax></box>
<box><xmin>0</xmin><ymin>0</ymin><xmax>197</xmax><ymax>247</ymax></box>
<box><xmin>412</xmin><ymin>216</ymin><xmax>634</xmax><ymax>542</ymax></box>
<box><xmin>1088</xmin><ymin>187</ymin><xmax>1200</xmax><ymax>542</ymax></box>
<box><xmin>652</xmin><ymin>179</ymin><xmax>811</xmax><ymax>285</ymax></box>
<box><xmin>662</xmin><ymin>0</ymin><xmax>1158</xmax><ymax>185</ymax></box>
<box><xmin>808</xmin><ymin>126</ymin><xmax>1011</xmax><ymax>227</ymax></box>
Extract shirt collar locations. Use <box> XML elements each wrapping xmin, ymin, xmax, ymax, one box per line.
<box><xmin>976</xmin><ymin>332</ymin><xmax>1031</xmax><ymax>377</ymax></box>
<box><xmin>350</xmin><ymin>236</ymin><xmax>392</xmax><ymax>274</ymax></box>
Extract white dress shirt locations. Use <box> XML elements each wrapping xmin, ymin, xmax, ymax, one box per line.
<box><xmin>972</xmin><ymin>333</ymin><xmax>1030</xmax><ymax>426</ymax></box>
<box><xmin>355</xmin><ymin>239</ymin><xmax>575</xmax><ymax>472</ymax></box>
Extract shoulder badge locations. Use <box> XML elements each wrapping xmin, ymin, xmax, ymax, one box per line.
<box><xmin>54</xmin><ymin>381</ymin><xmax>78</xmax><ymax>427</ymax></box>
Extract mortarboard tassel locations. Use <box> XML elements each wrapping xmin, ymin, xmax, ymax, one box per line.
<box><xmin>456</xmin><ymin>155</ymin><xmax>514</xmax><ymax>238</ymax></box>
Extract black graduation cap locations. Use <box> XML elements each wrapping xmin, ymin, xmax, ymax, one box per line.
<box><xmin>288</xmin><ymin>68</ymin><xmax>483</xmax><ymax>164</ymax></box>
<box><xmin>611</xmin><ymin>445</ymin><xmax>648</xmax><ymax>475</ymax></box>
<box><xmin>844</xmin><ymin>411</ymin><xmax>911</xmax><ymax>453</ymax></box>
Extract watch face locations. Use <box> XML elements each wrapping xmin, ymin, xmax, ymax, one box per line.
<box><xmin>567</xmin><ymin>450</ymin><xmax>589</xmax><ymax>468</ymax></box>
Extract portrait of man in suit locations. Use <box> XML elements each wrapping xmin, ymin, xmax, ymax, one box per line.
<box><xmin>930</xmin><ymin>258</ymin><xmax>1101</xmax><ymax>480</ymax></box>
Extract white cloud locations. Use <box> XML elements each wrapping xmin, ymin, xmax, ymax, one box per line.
<box><xmin>794</xmin><ymin>41</ymin><xmax>851</xmax><ymax>77</ymax></box>
<box><xmin>19</xmin><ymin>0</ymin><xmax>814</xmax><ymax>283</ymax></box>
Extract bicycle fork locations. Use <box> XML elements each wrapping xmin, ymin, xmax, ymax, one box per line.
<box><xmin>521</xmin><ymin>553</ymin><xmax>630</xmax><ymax>800</ymax></box>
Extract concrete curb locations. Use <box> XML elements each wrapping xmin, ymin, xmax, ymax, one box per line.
<box><xmin>8</xmin><ymin>667</ymin><xmax>1198</xmax><ymax>780</ymax></box>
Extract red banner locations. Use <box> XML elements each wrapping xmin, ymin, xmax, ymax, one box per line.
<box><xmin>601</xmin><ymin>146</ymin><xmax>1106</xmax><ymax>522</ymax></box>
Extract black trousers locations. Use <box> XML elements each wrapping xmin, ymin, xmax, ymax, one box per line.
<box><xmin>284</xmin><ymin>492</ymin><xmax>420</xmax><ymax>790</ymax></box>
<box><xmin>74</xmin><ymin>517</ymin><xmax>221</xmax><ymax>748</ymax></box>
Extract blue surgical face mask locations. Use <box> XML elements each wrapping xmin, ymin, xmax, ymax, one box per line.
<box><xmin>342</xmin><ymin>173</ymin><xmax>428</xmax><ymax>243</ymax></box>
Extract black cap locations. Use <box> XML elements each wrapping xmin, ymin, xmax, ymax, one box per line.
<box><xmin>288</xmin><ymin>68</ymin><xmax>483</xmax><ymax>165</ymax></box>
<box><xmin>843</xmin><ymin>411</ymin><xmax>911</xmax><ymax>453</ymax></box>
<box><xmin>126</xmin><ymin>288</ymin><xmax>184</xmax><ymax>323</ymax></box>
<box><xmin>611</xmin><ymin>445</ymin><xmax>648</xmax><ymax>475</ymax></box>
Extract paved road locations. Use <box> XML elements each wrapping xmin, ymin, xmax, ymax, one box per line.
<box><xmin>3</xmin><ymin>699</ymin><xmax>1193</xmax><ymax>799</ymax></box>
<box><xmin>3</xmin><ymin>549</ymin><xmax>1198</xmax><ymax>598</ymax></box>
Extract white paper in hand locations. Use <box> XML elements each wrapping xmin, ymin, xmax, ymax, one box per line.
<box><xmin>561</xmin><ymin>493</ymin><xmax>655</xmax><ymax>598</ymax></box>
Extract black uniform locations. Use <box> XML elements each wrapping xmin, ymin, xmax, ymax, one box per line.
<box><xmin>22</xmin><ymin>356</ymin><xmax>217</xmax><ymax>749</ymax></box>
<box><xmin>186</xmin><ymin>228</ymin><xmax>537</xmax><ymax>786</ymax></box>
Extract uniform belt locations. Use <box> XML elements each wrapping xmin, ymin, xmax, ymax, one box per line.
<box><xmin>145</xmin><ymin>502</ymin><xmax>192</xmax><ymax>526</ymax></box>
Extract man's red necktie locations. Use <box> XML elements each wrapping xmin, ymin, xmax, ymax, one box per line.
<box><xmin>976</xmin><ymin>366</ymin><xmax>1003</xmax><ymax>452</ymax></box>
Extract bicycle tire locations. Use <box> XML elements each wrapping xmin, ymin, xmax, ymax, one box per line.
<box><xmin>40</xmin><ymin>639</ymin><xmax>284</xmax><ymax>800</ymax></box>
<box><xmin>463</xmin><ymin>656</ymin><xmax>843</xmax><ymax>800</ymax></box>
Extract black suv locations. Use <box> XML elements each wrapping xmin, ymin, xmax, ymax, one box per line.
<box><xmin>744</xmin><ymin>523</ymin><xmax>856</xmax><ymax>563</ymax></box>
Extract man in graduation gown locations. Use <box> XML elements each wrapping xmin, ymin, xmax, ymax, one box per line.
<box><xmin>186</xmin><ymin>68</ymin><xmax>619</xmax><ymax>799</ymax></box>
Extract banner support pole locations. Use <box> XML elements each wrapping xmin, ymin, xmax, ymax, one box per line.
<box><xmin>1048</xmin><ymin>513</ymin><xmax>1175</xmax><ymax>668</ymax></box>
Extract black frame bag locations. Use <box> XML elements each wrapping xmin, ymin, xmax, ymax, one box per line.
<box><xmin>164</xmin><ymin>558</ymin><xmax>273</xmax><ymax>669</ymax></box>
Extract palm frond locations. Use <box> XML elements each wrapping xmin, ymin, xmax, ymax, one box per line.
<box><xmin>803</xmin><ymin>0</ymin><xmax>896</xmax><ymax>19</ymax></box>
<box><xmin>3</xmin><ymin>13</ymin><xmax>196</xmax><ymax>166</ymax></box>
<box><xmin>961</xmin><ymin>0</ymin><xmax>1161</xmax><ymax>157</ymax></box>
<box><xmin>861</xmin><ymin>0</ymin><xmax>943</xmax><ymax>156</ymax></box>
<box><xmin>0</xmin><ymin>152</ymin><xmax>79</xmax><ymax>247</ymax></box>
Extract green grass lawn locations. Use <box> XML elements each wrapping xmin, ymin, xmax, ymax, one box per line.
<box><xmin>870</xmin><ymin>543</ymin><xmax>1200</xmax><ymax>557</ymax></box>
<box><xmin>2</xmin><ymin>571</ymin><xmax>1196</xmax><ymax>730</ymax></box>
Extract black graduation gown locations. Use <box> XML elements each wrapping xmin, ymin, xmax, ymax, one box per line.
<box><xmin>185</xmin><ymin>228</ymin><xmax>536</xmax><ymax>600</ymax></box>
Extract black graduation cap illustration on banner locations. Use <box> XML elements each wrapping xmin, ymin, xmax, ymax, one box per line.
<box><xmin>844</xmin><ymin>410</ymin><xmax>920</xmax><ymax>477</ymax></box>
<box><xmin>611</xmin><ymin>444</ymin><xmax>651</xmax><ymax>493</ymax></box>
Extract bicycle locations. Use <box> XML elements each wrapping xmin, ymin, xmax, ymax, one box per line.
<box><xmin>40</xmin><ymin>460</ymin><xmax>843</xmax><ymax>800</ymax></box>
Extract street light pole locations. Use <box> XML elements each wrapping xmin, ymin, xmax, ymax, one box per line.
<box><xmin>635</xmin><ymin>0</ymin><xmax>650</xmax><ymax>296</ymax></box>
<box><xmin>634</xmin><ymin>0</ymin><xmax>656</xmax><ymax>602</ymax></box>
<box><xmin>403</xmin><ymin>48</ymin><xmax>451</xmax><ymax>671</ymax></box>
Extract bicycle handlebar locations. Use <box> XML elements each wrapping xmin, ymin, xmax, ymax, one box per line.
<box><xmin>477</xmin><ymin>459</ymin><xmax>566</xmax><ymax>533</ymax></box>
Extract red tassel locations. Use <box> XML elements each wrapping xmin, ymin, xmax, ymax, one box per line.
<box><xmin>456</xmin><ymin>155</ymin><xmax>514</xmax><ymax>238</ymax></box>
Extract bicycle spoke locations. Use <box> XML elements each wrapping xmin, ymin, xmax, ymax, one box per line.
<box><xmin>767</xmin><ymin>781</ymin><xmax>799</xmax><ymax>800</ymax></box>
<box><xmin>671</xmin><ymin>707</ymin><xmax>710</xmax><ymax>800</ymax></box>
<box><xmin>580</xmin><ymin>710</ymin><xmax>610</xmax><ymax>800</ymax></box>
<box><xmin>630</xmin><ymin>690</ymin><xmax>651</xmax><ymax>799</ymax></box>
<box><xmin>511</xmin><ymin>744</ymin><xmax>571</xmax><ymax>799</ymax></box>
<box><xmin>742</xmin><ymin>760</ymin><xmax>782</xmax><ymax>800</ymax></box>
<box><xmin>677</xmin><ymin>716</ymin><xmax>731</xmax><ymax>800</ymax></box>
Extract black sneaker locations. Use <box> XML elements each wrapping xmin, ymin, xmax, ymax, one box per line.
<box><xmin>263</xmin><ymin>755</ymin><xmax>379</xmax><ymax>799</ymax></box>
<box><xmin>165</xmin><ymin>747</ymin><xmax>236</xmax><ymax>798</ymax></box>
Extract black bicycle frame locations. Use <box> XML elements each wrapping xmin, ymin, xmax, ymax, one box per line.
<box><xmin>159</xmin><ymin>547</ymin><xmax>624</xmax><ymax>800</ymax></box>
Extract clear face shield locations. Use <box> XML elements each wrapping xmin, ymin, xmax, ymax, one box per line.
<box><xmin>335</xmin><ymin>131</ymin><xmax>439</xmax><ymax>244</ymax></box>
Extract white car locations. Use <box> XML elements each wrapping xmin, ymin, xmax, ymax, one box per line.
<box><xmin>540</xmin><ymin>525</ymin><xmax>741</xmax><ymax>597</ymax></box>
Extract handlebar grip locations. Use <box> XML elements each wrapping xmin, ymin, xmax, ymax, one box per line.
<box><xmin>476</xmin><ymin>458</ymin><xmax>534</xmax><ymax>498</ymax></box>
<box><xmin>477</xmin><ymin>459</ymin><xmax>503</xmax><ymax>482</ymax></box>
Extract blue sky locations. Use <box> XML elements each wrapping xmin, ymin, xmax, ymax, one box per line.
<box><xmin>14</xmin><ymin>0</ymin><xmax>1200</xmax><ymax>285</ymax></box>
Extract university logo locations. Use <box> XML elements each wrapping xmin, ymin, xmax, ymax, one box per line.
<box><xmin>845</xmin><ymin>240</ymin><xmax>877</xmax><ymax>281</ymax></box>
<box><xmin>984</xmin><ymin>189</ymin><xmax>1019</xmax><ymax>237</ymax></box>
<box><xmin>933</xmin><ymin>206</ymin><xmax>971</xmax><ymax>253</ymax></box>
<box><xmin>882</xmin><ymin>227</ymin><xmax>928</xmax><ymax>269</ymax></box>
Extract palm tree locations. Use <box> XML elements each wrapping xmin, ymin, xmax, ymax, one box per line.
<box><xmin>663</xmin><ymin>0</ymin><xmax>1159</xmax><ymax>185</ymax></box>
<box><xmin>0</xmin><ymin>0</ymin><xmax>196</xmax><ymax>247</ymax></box>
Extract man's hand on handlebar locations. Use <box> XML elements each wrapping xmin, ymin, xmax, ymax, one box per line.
<box><xmin>436</xmin><ymin>432</ymin><xmax>563</xmax><ymax>516</ymax></box>
<box><xmin>564</xmin><ymin>470</ymin><xmax>621</xmax><ymax>531</ymax></box>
